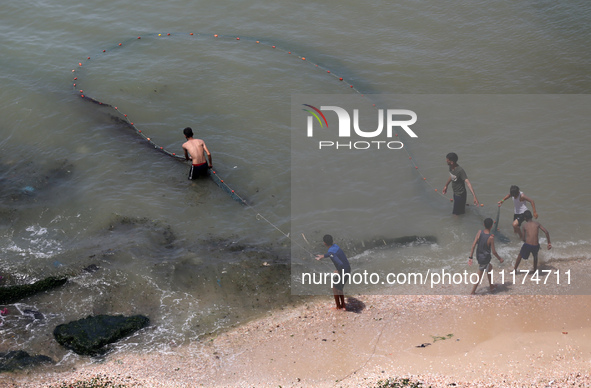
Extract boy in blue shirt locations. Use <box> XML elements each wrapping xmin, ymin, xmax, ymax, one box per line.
<box><xmin>315</xmin><ymin>234</ymin><xmax>351</xmax><ymax>310</ymax></box>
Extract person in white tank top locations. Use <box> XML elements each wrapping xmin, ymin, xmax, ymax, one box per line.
<box><xmin>498</xmin><ymin>185</ymin><xmax>538</xmax><ymax>237</ymax></box>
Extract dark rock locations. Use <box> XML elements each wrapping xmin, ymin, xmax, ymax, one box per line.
<box><xmin>83</xmin><ymin>264</ymin><xmax>100</xmax><ymax>273</ymax></box>
<box><xmin>344</xmin><ymin>235</ymin><xmax>438</xmax><ymax>255</ymax></box>
<box><xmin>4</xmin><ymin>159</ymin><xmax>74</xmax><ymax>202</ymax></box>
<box><xmin>107</xmin><ymin>215</ymin><xmax>176</xmax><ymax>248</ymax></box>
<box><xmin>0</xmin><ymin>350</ymin><xmax>53</xmax><ymax>372</ymax></box>
<box><xmin>0</xmin><ymin>276</ymin><xmax>68</xmax><ymax>304</ymax></box>
<box><xmin>22</xmin><ymin>309</ymin><xmax>45</xmax><ymax>320</ymax></box>
<box><xmin>53</xmin><ymin>314</ymin><xmax>150</xmax><ymax>356</ymax></box>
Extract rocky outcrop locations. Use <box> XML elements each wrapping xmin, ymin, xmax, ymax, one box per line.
<box><xmin>0</xmin><ymin>350</ymin><xmax>53</xmax><ymax>372</ymax></box>
<box><xmin>53</xmin><ymin>314</ymin><xmax>150</xmax><ymax>356</ymax></box>
<box><xmin>0</xmin><ymin>276</ymin><xmax>68</xmax><ymax>304</ymax></box>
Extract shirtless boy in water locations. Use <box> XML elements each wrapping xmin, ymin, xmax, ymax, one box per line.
<box><xmin>514</xmin><ymin>210</ymin><xmax>551</xmax><ymax>273</ymax></box>
<box><xmin>182</xmin><ymin>127</ymin><xmax>212</xmax><ymax>179</ymax></box>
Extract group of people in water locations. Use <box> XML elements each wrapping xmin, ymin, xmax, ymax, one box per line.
<box><xmin>446</xmin><ymin>152</ymin><xmax>551</xmax><ymax>294</ymax></box>
<box><xmin>182</xmin><ymin>130</ymin><xmax>552</xmax><ymax>302</ymax></box>
<box><xmin>315</xmin><ymin>151</ymin><xmax>553</xmax><ymax>308</ymax></box>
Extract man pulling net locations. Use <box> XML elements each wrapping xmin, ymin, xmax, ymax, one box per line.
<box><xmin>182</xmin><ymin>127</ymin><xmax>212</xmax><ymax>179</ymax></box>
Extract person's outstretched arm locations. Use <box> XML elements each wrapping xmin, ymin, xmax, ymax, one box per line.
<box><xmin>465</xmin><ymin>179</ymin><xmax>479</xmax><ymax>205</ymax></box>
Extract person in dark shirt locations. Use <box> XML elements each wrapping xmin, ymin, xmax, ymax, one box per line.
<box><xmin>443</xmin><ymin>152</ymin><xmax>479</xmax><ymax>215</ymax></box>
<box><xmin>468</xmin><ymin>218</ymin><xmax>504</xmax><ymax>294</ymax></box>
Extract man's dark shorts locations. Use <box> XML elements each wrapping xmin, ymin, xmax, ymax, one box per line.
<box><xmin>477</xmin><ymin>254</ymin><xmax>492</xmax><ymax>272</ymax></box>
<box><xmin>332</xmin><ymin>269</ymin><xmax>351</xmax><ymax>291</ymax></box>
<box><xmin>519</xmin><ymin>243</ymin><xmax>540</xmax><ymax>260</ymax></box>
<box><xmin>188</xmin><ymin>163</ymin><xmax>209</xmax><ymax>180</ymax></box>
<box><xmin>514</xmin><ymin>213</ymin><xmax>525</xmax><ymax>226</ymax></box>
<box><xmin>453</xmin><ymin>191</ymin><xmax>467</xmax><ymax>215</ymax></box>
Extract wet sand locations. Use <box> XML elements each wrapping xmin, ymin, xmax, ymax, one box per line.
<box><xmin>3</xmin><ymin>293</ymin><xmax>591</xmax><ymax>387</ymax></box>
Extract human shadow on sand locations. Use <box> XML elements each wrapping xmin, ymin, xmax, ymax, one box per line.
<box><xmin>345</xmin><ymin>297</ymin><xmax>365</xmax><ymax>313</ymax></box>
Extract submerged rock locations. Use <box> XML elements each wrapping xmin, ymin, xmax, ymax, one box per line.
<box><xmin>53</xmin><ymin>314</ymin><xmax>150</xmax><ymax>356</ymax></box>
<box><xmin>107</xmin><ymin>215</ymin><xmax>176</xmax><ymax>248</ymax></box>
<box><xmin>0</xmin><ymin>350</ymin><xmax>53</xmax><ymax>372</ymax></box>
<box><xmin>3</xmin><ymin>159</ymin><xmax>74</xmax><ymax>202</ymax></box>
<box><xmin>22</xmin><ymin>309</ymin><xmax>45</xmax><ymax>320</ymax></box>
<box><xmin>342</xmin><ymin>235</ymin><xmax>438</xmax><ymax>254</ymax></box>
<box><xmin>0</xmin><ymin>276</ymin><xmax>68</xmax><ymax>305</ymax></box>
<box><xmin>83</xmin><ymin>264</ymin><xmax>100</xmax><ymax>273</ymax></box>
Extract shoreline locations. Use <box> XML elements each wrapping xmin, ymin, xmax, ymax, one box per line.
<box><xmin>3</xmin><ymin>293</ymin><xmax>591</xmax><ymax>387</ymax></box>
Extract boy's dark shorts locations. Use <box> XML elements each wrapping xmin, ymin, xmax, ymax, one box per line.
<box><xmin>332</xmin><ymin>269</ymin><xmax>351</xmax><ymax>291</ymax></box>
<box><xmin>519</xmin><ymin>243</ymin><xmax>540</xmax><ymax>260</ymax></box>
<box><xmin>514</xmin><ymin>213</ymin><xmax>525</xmax><ymax>226</ymax></box>
<box><xmin>188</xmin><ymin>163</ymin><xmax>209</xmax><ymax>180</ymax></box>
<box><xmin>452</xmin><ymin>191</ymin><xmax>467</xmax><ymax>215</ymax></box>
<box><xmin>477</xmin><ymin>255</ymin><xmax>492</xmax><ymax>272</ymax></box>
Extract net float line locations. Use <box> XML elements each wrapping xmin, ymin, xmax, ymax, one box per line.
<box><xmin>70</xmin><ymin>32</ymin><xmax>495</xmax><ymax>252</ymax></box>
<box><xmin>70</xmin><ymin>32</ymin><xmax>449</xmax><ymax>204</ymax></box>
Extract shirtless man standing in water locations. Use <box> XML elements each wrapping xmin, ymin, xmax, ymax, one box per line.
<box><xmin>182</xmin><ymin>127</ymin><xmax>212</xmax><ymax>179</ymax></box>
<box><xmin>514</xmin><ymin>210</ymin><xmax>552</xmax><ymax>273</ymax></box>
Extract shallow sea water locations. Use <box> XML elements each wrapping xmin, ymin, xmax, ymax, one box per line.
<box><xmin>1</xmin><ymin>0</ymin><xmax>590</xmax><ymax>366</ymax></box>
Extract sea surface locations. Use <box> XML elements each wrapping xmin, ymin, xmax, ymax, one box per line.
<box><xmin>1</xmin><ymin>0</ymin><xmax>590</xmax><ymax>367</ymax></box>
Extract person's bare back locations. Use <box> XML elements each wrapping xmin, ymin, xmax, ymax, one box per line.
<box><xmin>182</xmin><ymin>127</ymin><xmax>213</xmax><ymax>180</ymax></box>
<box><xmin>182</xmin><ymin>127</ymin><xmax>212</xmax><ymax>167</ymax></box>
<box><xmin>182</xmin><ymin>138</ymin><xmax>210</xmax><ymax>165</ymax></box>
<box><xmin>522</xmin><ymin>221</ymin><xmax>541</xmax><ymax>245</ymax></box>
<box><xmin>521</xmin><ymin>218</ymin><xmax>551</xmax><ymax>248</ymax></box>
<box><xmin>514</xmin><ymin>210</ymin><xmax>551</xmax><ymax>272</ymax></box>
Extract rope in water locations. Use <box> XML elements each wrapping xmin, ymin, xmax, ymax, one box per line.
<box><xmin>492</xmin><ymin>205</ymin><xmax>501</xmax><ymax>236</ymax></box>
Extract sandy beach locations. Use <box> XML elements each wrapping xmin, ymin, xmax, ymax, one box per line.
<box><xmin>2</xmin><ymin>293</ymin><xmax>591</xmax><ymax>388</ymax></box>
